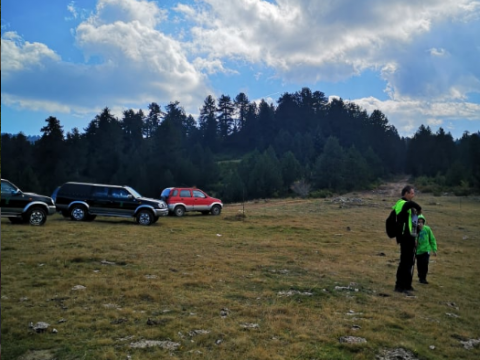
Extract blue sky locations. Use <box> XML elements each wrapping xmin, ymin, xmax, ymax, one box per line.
<box><xmin>2</xmin><ymin>0</ymin><xmax>480</xmax><ymax>139</ymax></box>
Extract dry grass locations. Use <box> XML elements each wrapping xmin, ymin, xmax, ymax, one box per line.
<box><xmin>1</xmin><ymin>188</ymin><xmax>480</xmax><ymax>360</ymax></box>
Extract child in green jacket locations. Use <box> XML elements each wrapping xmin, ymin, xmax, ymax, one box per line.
<box><xmin>416</xmin><ymin>214</ymin><xmax>437</xmax><ymax>284</ymax></box>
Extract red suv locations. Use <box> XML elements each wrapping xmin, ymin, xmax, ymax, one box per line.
<box><xmin>160</xmin><ymin>187</ymin><xmax>223</xmax><ymax>217</ymax></box>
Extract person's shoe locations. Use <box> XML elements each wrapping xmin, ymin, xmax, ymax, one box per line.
<box><xmin>419</xmin><ymin>279</ymin><xmax>429</xmax><ymax>284</ymax></box>
<box><xmin>394</xmin><ymin>286</ymin><xmax>404</xmax><ymax>293</ymax></box>
<box><xmin>406</xmin><ymin>286</ymin><xmax>415</xmax><ymax>291</ymax></box>
<box><xmin>403</xmin><ymin>290</ymin><xmax>415</xmax><ymax>296</ymax></box>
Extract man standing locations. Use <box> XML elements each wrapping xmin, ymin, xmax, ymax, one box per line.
<box><xmin>393</xmin><ymin>185</ymin><xmax>422</xmax><ymax>294</ymax></box>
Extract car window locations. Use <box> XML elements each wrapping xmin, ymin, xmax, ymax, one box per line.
<box><xmin>180</xmin><ymin>190</ymin><xmax>191</xmax><ymax>197</ymax></box>
<box><xmin>93</xmin><ymin>186</ymin><xmax>109</xmax><ymax>197</ymax></box>
<box><xmin>110</xmin><ymin>188</ymin><xmax>130</xmax><ymax>199</ymax></box>
<box><xmin>193</xmin><ymin>190</ymin><xmax>206</xmax><ymax>198</ymax></box>
<box><xmin>172</xmin><ymin>190</ymin><xmax>178</xmax><ymax>196</ymax></box>
<box><xmin>1</xmin><ymin>181</ymin><xmax>18</xmax><ymax>193</ymax></box>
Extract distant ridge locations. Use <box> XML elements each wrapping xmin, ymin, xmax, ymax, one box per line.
<box><xmin>1</xmin><ymin>133</ymin><xmax>41</xmax><ymax>143</ymax></box>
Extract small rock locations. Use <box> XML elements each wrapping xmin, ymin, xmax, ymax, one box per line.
<box><xmin>189</xmin><ymin>329</ymin><xmax>210</xmax><ymax>337</ymax></box>
<box><xmin>71</xmin><ymin>285</ymin><xmax>86</xmax><ymax>291</ymax></box>
<box><xmin>376</xmin><ymin>348</ymin><xmax>419</xmax><ymax>360</ymax></box>
<box><xmin>339</xmin><ymin>336</ymin><xmax>367</xmax><ymax>344</ymax></box>
<box><xmin>31</xmin><ymin>322</ymin><xmax>50</xmax><ymax>333</ymax></box>
<box><xmin>220</xmin><ymin>308</ymin><xmax>230</xmax><ymax>318</ymax></box>
<box><xmin>101</xmin><ymin>260</ymin><xmax>116</xmax><ymax>265</ymax></box>
<box><xmin>445</xmin><ymin>312</ymin><xmax>459</xmax><ymax>318</ymax></box>
<box><xmin>460</xmin><ymin>338</ymin><xmax>480</xmax><ymax>350</ymax></box>
<box><xmin>52</xmin><ymin>328</ymin><xmax>58</xmax><ymax>333</ymax></box>
<box><xmin>129</xmin><ymin>340</ymin><xmax>180</xmax><ymax>350</ymax></box>
<box><xmin>240</xmin><ymin>323</ymin><xmax>259</xmax><ymax>329</ymax></box>
<box><xmin>429</xmin><ymin>345</ymin><xmax>435</xmax><ymax>350</ymax></box>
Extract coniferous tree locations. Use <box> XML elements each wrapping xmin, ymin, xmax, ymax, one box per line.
<box><xmin>144</xmin><ymin>102</ymin><xmax>163</xmax><ymax>138</ymax></box>
<box><xmin>234</xmin><ymin>92</ymin><xmax>250</xmax><ymax>133</ymax></box>
<box><xmin>199</xmin><ymin>95</ymin><xmax>218</xmax><ymax>151</ymax></box>
<box><xmin>64</xmin><ymin>127</ymin><xmax>87</xmax><ymax>181</ymax></box>
<box><xmin>35</xmin><ymin>116</ymin><xmax>66</xmax><ymax>192</ymax></box>
<box><xmin>84</xmin><ymin>107</ymin><xmax>123</xmax><ymax>183</ymax></box>
<box><xmin>217</xmin><ymin>94</ymin><xmax>235</xmax><ymax>139</ymax></box>
<box><xmin>312</xmin><ymin>137</ymin><xmax>346</xmax><ymax>191</ymax></box>
<box><xmin>280</xmin><ymin>151</ymin><xmax>303</xmax><ymax>191</ymax></box>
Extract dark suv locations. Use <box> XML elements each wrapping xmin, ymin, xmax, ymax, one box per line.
<box><xmin>1</xmin><ymin>179</ymin><xmax>56</xmax><ymax>225</ymax></box>
<box><xmin>54</xmin><ymin>182</ymin><xmax>168</xmax><ymax>225</ymax></box>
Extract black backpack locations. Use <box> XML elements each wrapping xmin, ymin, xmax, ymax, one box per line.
<box><xmin>385</xmin><ymin>209</ymin><xmax>398</xmax><ymax>238</ymax></box>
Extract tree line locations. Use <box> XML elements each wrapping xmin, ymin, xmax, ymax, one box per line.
<box><xmin>1</xmin><ymin>87</ymin><xmax>479</xmax><ymax>201</ymax></box>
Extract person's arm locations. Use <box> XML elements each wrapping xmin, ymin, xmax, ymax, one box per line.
<box><xmin>401</xmin><ymin>200</ymin><xmax>422</xmax><ymax>214</ymax></box>
<box><xmin>429</xmin><ymin>228</ymin><xmax>437</xmax><ymax>256</ymax></box>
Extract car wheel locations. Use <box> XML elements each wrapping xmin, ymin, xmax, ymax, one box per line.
<box><xmin>210</xmin><ymin>205</ymin><xmax>221</xmax><ymax>216</ymax></box>
<box><xmin>70</xmin><ymin>205</ymin><xmax>87</xmax><ymax>221</ymax></box>
<box><xmin>136</xmin><ymin>210</ymin><xmax>154</xmax><ymax>225</ymax></box>
<box><xmin>8</xmin><ymin>217</ymin><xmax>24</xmax><ymax>224</ymax></box>
<box><xmin>174</xmin><ymin>206</ymin><xmax>185</xmax><ymax>217</ymax></box>
<box><xmin>26</xmin><ymin>207</ymin><xmax>47</xmax><ymax>226</ymax></box>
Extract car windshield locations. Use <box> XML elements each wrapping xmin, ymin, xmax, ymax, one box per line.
<box><xmin>1</xmin><ymin>180</ymin><xmax>20</xmax><ymax>193</ymax></box>
<box><xmin>125</xmin><ymin>186</ymin><xmax>142</xmax><ymax>198</ymax></box>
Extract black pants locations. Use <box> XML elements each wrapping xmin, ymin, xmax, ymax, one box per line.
<box><xmin>416</xmin><ymin>252</ymin><xmax>430</xmax><ymax>281</ymax></box>
<box><xmin>395</xmin><ymin>236</ymin><xmax>416</xmax><ymax>290</ymax></box>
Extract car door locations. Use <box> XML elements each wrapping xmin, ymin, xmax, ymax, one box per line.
<box><xmin>107</xmin><ymin>188</ymin><xmax>137</xmax><ymax>216</ymax></box>
<box><xmin>179</xmin><ymin>189</ymin><xmax>194</xmax><ymax>211</ymax></box>
<box><xmin>192</xmin><ymin>189</ymin><xmax>210</xmax><ymax>211</ymax></box>
<box><xmin>89</xmin><ymin>186</ymin><xmax>110</xmax><ymax>214</ymax></box>
<box><xmin>1</xmin><ymin>180</ymin><xmax>25</xmax><ymax>216</ymax></box>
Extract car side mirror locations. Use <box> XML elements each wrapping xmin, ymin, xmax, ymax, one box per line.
<box><xmin>12</xmin><ymin>189</ymin><xmax>22</xmax><ymax>195</ymax></box>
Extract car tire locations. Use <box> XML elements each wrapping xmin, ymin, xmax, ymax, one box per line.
<box><xmin>174</xmin><ymin>206</ymin><xmax>186</xmax><ymax>217</ymax></box>
<box><xmin>70</xmin><ymin>205</ymin><xmax>88</xmax><ymax>221</ymax></box>
<box><xmin>25</xmin><ymin>206</ymin><xmax>47</xmax><ymax>226</ymax></box>
<box><xmin>136</xmin><ymin>209</ymin><xmax>154</xmax><ymax>225</ymax></box>
<box><xmin>210</xmin><ymin>205</ymin><xmax>221</xmax><ymax>216</ymax></box>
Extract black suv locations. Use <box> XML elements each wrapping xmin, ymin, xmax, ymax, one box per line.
<box><xmin>53</xmin><ymin>182</ymin><xmax>168</xmax><ymax>225</ymax></box>
<box><xmin>1</xmin><ymin>179</ymin><xmax>56</xmax><ymax>225</ymax></box>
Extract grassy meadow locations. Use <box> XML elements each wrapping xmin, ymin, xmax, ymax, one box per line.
<box><xmin>1</xmin><ymin>187</ymin><xmax>480</xmax><ymax>360</ymax></box>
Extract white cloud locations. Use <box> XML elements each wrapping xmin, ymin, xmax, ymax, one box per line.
<box><xmin>67</xmin><ymin>1</ymin><xmax>78</xmax><ymax>20</ymax></box>
<box><xmin>429</xmin><ymin>48</ymin><xmax>447</xmax><ymax>57</ymax></box>
<box><xmin>1</xmin><ymin>0</ymin><xmax>211</xmax><ymax>117</ymax></box>
<box><xmin>1</xmin><ymin>32</ymin><xmax>60</xmax><ymax>72</ymax></box>
<box><xmin>180</xmin><ymin>0</ymin><xmax>480</xmax><ymax>100</ymax></box>
<box><xmin>352</xmin><ymin>96</ymin><xmax>480</xmax><ymax>136</ymax></box>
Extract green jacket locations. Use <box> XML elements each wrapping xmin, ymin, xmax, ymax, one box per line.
<box><xmin>393</xmin><ymin>198</ymin><xmax>421</xmax><ymax>237</ymax></box>
<box><xmin>416</xmin><ymin>215</ymin><xmax>437</xmax><ymax>255</ymax></box>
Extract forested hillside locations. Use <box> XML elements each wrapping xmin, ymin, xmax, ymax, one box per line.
<box><xmin>2</xmin><ymin>88</ymin><xmax>479</xmax><ymax>200</ymax></box>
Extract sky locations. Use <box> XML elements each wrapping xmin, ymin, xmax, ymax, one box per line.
<box><xmin>1</xmin><ymin>0</ymin><xmax>480</xmax><ymax>139</ymax></box>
